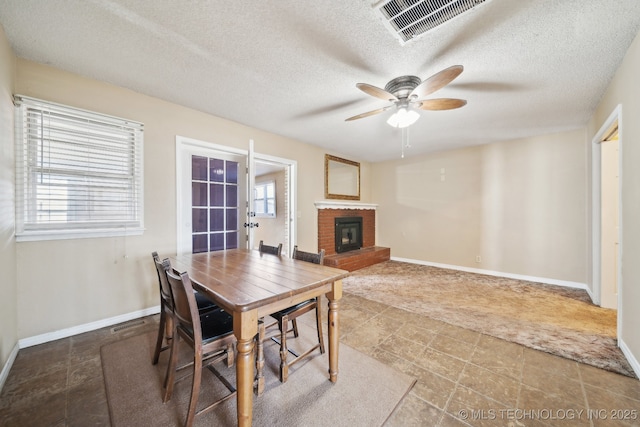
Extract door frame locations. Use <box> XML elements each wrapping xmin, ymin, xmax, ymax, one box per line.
<box><xmin>253</xmin><ymin>152</ymin><xmax>297</xmax><ymax>256</ymax></box>
<box><xmin>175</xmin><ymin>135</ymin><xmax>297</xmax><ymax>256</ymax></box>
<box><xmin>591</xmin><ymin>104</ymin><xmax>623</xmax><ymax>336</ymax></box>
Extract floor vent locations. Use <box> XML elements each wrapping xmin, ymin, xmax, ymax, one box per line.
<box><xmin>373</xmin><ymin>0</ymin><xmax>487</xmax><ymax>45</ymax></box>
<box><xmin>110</xmin><ymin>319</ymin><xmax>146</xmax><ymax>334</ymax></box>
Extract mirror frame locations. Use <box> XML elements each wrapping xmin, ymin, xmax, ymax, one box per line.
<box><xmin>324</xmin><ymin>154</ymin><xmax>360</xmax><ymax>200</ymax></box>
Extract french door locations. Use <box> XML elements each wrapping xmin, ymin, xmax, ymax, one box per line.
<box><xmin>176</xmin><ymin>137</ymin><xmax>247</xmax><ymax>254</ymax></box>
<box><xmin>176</xmin><ymin>136</ymin><xmax>296</xmax><ymax>255</ymax></box>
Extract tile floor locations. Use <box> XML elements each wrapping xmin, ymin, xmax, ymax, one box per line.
<box><xmin>1</xmin><ymin>293</ymin><xmax>639</xmax><ymax>426</ymax></box>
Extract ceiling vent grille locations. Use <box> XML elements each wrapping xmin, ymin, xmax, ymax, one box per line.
<box><xmin>374</xmin><ymin>0</ymin><xmax>487</xmax><ymax>45</ymax></box>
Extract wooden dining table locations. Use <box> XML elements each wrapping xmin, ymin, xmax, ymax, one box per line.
<box><xmin>169</xmin><ymin>248</ymin><xmax>349</xmax><ymax>427</ymax></box>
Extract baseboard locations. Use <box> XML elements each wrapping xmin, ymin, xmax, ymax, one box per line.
<box><xmin>18</xmin><ymin>305</ymin><xmax>160</xmax><ymax>349</ymax></box>
<box><xmin>391</xmin><ymin>257</ymin><xmax>590</xmax><ymax>291</ymax></box>
<box><xmin>0</xmin><ymin>342</ymin><xmax>20</xmax><ymax>394</ymax></box>
<box><xmin>619</xmin><ymin>338</ymin><xmax>640</xmax><ymax>379</ymax></box>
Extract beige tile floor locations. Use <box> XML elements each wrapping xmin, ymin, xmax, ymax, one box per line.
<box><xmin>1</xmin><ymin>292</ymin><xmax>639</xmax><ymax>426</ymax></box>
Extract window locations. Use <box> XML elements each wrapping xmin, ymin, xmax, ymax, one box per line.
<box><xmin>254</xmin><ymin>181</ymin><xmax>276</xmax><ymax>218</ymax></box>
<box><xmin>14</xmin><ymin>96</ymin><xmax>144</xmax><ymax>241</ymax></box>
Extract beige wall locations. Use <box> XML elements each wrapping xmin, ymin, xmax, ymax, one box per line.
<box><xmin>590</xmin><ymin>29</ymin><xmax>640</xmax><ymax>369</ymax></box>
<box><xmin>13</xmin><ymin>59</ymin><xmax>370</xmax><ymax>338</ymax></box>
<box><xmin>372</xmin><ymin>129</ymin><xmax>589</xmax><ymax>284</ymax></box>
<box><xmin>0</xmin><ymin>26</ymin><xmax>17</xmax><ymax>374</ymax></box>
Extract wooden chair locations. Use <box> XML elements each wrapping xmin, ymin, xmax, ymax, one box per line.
<box><xmin>254</xmin><ymin>241</ymin><xmax>282</xmax><ymax>394</ymax></box>
<box><xmin>151</xmin><ymin>252</ymin><xmax>218</xmax><ymax>367</ymax></box>
<box><xmin>258</xmin><ymin>240</ymin><xmax>282</xmax><ymax>256</ymax></box>
<box><xmin>255</xmin><ymin>246</ymin><xmax>326</xmax><ymax>392</ymax></box>
<box><xmin>164</xmin><ymin>269</ymin><xmax>237</xmax><ymax>427</ymax></box>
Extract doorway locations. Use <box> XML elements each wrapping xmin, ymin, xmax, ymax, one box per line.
<box><xmin>175</xmin><ymin>136</ymin><xmax>296</xmax><ymax>256</ymax></box>
<box><xmin>599</xmin><ymin>127</ymin><xmax>619</xmax><ymax>309</ymax></box>
<box><xmin>591</xmin><ymin>105</ymin><xmax>622</xmax><ymax>322</ymax></box>
<box><xmin>251</xmin><ymin>154</ymin><xmax>297</xmax><ymax>256</ymax></box>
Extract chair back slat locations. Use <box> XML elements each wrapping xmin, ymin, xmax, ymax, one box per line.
<box><xmin>259</xmin><ymin>240</ymin><xmax>282</xmax><ymax>256</ymax></box>
<box><xmin>166</xmin><ymin>270</ymin><xmax>201</xmax><ymax>339</ymax></box>
<box><xmin>292</xmin><ymin>246</ymin><xmax>325</xmax><ymax>265</ymax></box>
<box><xmin>153</xmin><ymin>255</ymin><xmax>174</xmax><ymax>308</ymax></box>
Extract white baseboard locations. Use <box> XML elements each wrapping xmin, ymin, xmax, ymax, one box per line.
<box><xmin>391</xmin><ymin>257</ymin><xmax>590</xmax><ymax>291</ymax></box>
<box><xmin>619</xmin><ymin>338</ymin><xmax>640</xmax><ymax>379</ymax></box>
<box><xmin>18</xmin><ymin>305</ymin><xmax>160</xmax><ymax>349</ymax></box>
<box><xmin>0</xmin><ymin>342</ymin><xmax>20</xmax><ymax>394</ymax></box>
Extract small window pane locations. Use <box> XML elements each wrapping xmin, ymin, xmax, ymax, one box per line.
<box><xmin>226</xmin><ymin>208</ymin><xmax>237</xmax><ymax>231</ymax></box>
<box><xmin>193</xmin><ymin>234</ymin><xmax>208</xmax><ymax>253</ymax></box>
<box><xmin>210</xmin><ymin>159</ymin><xmax>224</xmax><ymax>183</ymax></box>
<box><xmin>210</xmin><ymin>183</ymin><xmax>224</xmax><ymax>207</ymax></box>
<box><xmin>226</xmin><ymin>185</ymin><xmax>237</xmax><ymax>207</ymax></box>
<box><xmin>210</xmin><ymin>208</ymin><xmax>224</xmax><ymax>232</ymax></box>
<box><xmin>226</xmin><ymin>161</ymin><xmax>238</xmax><ymax>184</ymax></box>
<box><xmin>210</xmin><ymin>233</ymin><xmax>224</xmax><ymax>252</ymax></box>
<box><xmin>192</xmin><ymin>208</ymin><xmax>208</xmax><ymax>233</ymax></box>
<box><xmin>192</xmin><ymin>156</ymin><xmax>208</xmax><ymax>181</ymax></box>
<box><xmin>192</xmin><ymin>182</ymin><xmax>208</xmax><ymax>207</ymax></box>
<box><xmin>226</xmin><ymin>231</ymin><xmax>238</xmax><ymax>249</ymax></box>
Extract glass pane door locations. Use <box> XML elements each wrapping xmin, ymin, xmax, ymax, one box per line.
<box><xmin>191</xmin><ymin>155</ymin><xmax>240</xmax><ymax>253</ymax></box>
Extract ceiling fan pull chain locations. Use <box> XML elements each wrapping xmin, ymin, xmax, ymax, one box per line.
<box><xmin>401</xmin><ymin>127</ymin><xmax>409</xmax><ymax>158</ymax></box>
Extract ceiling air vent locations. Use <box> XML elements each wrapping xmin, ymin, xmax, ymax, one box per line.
<box><xmin>373</xmin><ymin>0</ymin><xmax>487</xmax><ymax>45</ymax></box>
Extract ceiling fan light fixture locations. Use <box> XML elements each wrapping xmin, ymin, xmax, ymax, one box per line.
<box><xmin>387</xmin><ymin>107</ymin><xmax>420</xmax><ymax>128</ymax></box>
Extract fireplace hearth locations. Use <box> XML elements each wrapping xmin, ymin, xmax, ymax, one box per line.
<box><xmin>335</xmin><ymin>216</ymin><xmax>363</xmax><ymax>253</ymax></box>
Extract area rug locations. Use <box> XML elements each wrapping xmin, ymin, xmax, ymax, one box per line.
<box><xmin>343</xmin><ymin>260</ymin><xmax>635</xmax><ymax>378</ymax></box>
<box><xmin>101</xmin><ymin>327</ymin><xmax>416</xmax><ymax>426</ymax></box>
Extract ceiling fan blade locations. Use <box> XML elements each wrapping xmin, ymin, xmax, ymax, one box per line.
<box><xmin>356</xmin><ymin>83</ymin><xmax>398</xmax><ymax>102</ymax></box>
<box><xmin>417</xmin><ymin>98</ymin><xmax>467</xmax><ymax>110</ymax></box>
<box><xmin>410</xmin><ymin>65</ymin><xmax>464</xmax><ymax>99</ymax></box>
<box><xmin>345</xmin><ymin>105</ymin><xmax>393</xmax><ymax>121</ymax></box>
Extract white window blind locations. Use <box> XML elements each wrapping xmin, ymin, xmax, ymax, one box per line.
<box><xmin>254</xmin><ymin>181</ymin><xmax>276</xmax><ymax>218</ymax></box>
<box><xmin>14</xmin><ymin>95</ymin><xmax>144</xmax><ymax>241</ymax></box>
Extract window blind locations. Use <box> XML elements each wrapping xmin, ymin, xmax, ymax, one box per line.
<box><xmin>14</xmin><ymin>95</ymin><xmax>144</xmax><ymax>240</ymax></box>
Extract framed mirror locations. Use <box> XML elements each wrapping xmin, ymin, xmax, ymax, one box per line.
<box><xmin>325</xmin><ymin>154</ymin><xmax>360</xmax><ymax>200</ymax></box>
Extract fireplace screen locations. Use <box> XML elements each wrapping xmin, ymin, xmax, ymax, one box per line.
<box><xmin>335</xmin><ymin>216</ymin><xmax>363</xmax><ymax>253</ymax></box>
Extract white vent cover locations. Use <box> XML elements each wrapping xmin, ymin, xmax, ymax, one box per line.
<box><xmin>373</xmin><ymin>0</ymin><xmax>487</xmax><ymax>45</ymax></box>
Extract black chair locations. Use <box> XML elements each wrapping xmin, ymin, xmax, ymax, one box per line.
<box><xmin>258</xmin><ymin>240</ymin><xmax>282</xmax><ymax>256</ymax></box>
<box><xmin>151</xmin><ymin>252</ymin><xmax>218</xmax><ymax>367</ymax></box>
<box><xmin>164</xmin><ymin>269</ymin><xmax>237</xmax><ymax>427</ymax></box>
<box><xmin>256</xmin><ymin>246</ymin><xmax>326</xmax><ymax>390</ymax></box>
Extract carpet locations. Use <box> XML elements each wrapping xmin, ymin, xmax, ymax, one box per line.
<box><xmin>343</xmin><ymin>260</ymin><xmax>635</xmax><ymax>378</ymax></box>
<box><xmin>101</xmin><ymin>327</ymin><xmax>416</xmax><ymax>426</ymax></box>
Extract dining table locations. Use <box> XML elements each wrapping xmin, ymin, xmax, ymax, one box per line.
<box><xmin>169</xmin><ymin>248</ymin><xmax>350</xmax><ymax>427</ymax></box>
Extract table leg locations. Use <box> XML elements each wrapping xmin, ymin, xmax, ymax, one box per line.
<box><xmin>326</xmin><ymin>279</ymin><xmax>343</xmax><ymax>383</ymax></box>
<box><xmin>234</xmin><ymin>309</ymin><xmax>258</xmax><ymax>427</ymax></box>
<box><xmin>254</xmin><ymin>319</ymin><xmax>265</xmax><ymax>396</ymax></box>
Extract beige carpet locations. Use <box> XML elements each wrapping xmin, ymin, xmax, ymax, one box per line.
<box><xmin>343</xmin><ymin>260</ymin><xmax>635</xmax><ymax>378</ymax></box>
<box><xmin>101</xmin><ymin>327</ymin><xmax>416</xmax><ymax>426</ymax></box>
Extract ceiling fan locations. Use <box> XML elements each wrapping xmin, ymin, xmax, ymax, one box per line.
<box><xmin>345</xmin><ymin>65</ymin><xmax>467</xmax><ymax>128</ymax></box>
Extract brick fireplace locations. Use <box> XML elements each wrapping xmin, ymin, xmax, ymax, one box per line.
<box><xmin>315</xmin><ymin>201</ymin><xmax>390</xmax><ymax>271</ymax></box>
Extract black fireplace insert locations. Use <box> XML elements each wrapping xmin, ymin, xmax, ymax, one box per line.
<box><xmin>335</xmin><ymin>216</ymin><xmax>363</xmax><ymax>253</ymax></box>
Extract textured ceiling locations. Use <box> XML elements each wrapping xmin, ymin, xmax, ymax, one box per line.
<box><xmin>1</xmin><ymin>0</ymin><xmax>640</xmax><ymax>162</ymax></box>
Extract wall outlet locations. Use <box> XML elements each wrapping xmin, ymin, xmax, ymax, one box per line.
<box><xmin>475</xmin><ymin>255</ymin><xmax>482</xmax><ymax>263</ymax></box>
